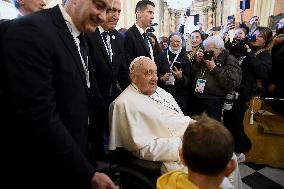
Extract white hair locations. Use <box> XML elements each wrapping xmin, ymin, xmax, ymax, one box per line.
<box><xmin>203</xmin><ymin>35</ymin><xmax>225</xmax><ymax>49</ymax></box>
<box><xmin>129</xmin><ymin>56</ymin><xmax>147</xmax><ymax>74</ymax></box>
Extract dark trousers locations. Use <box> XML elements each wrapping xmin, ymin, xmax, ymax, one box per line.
<box><xmin>88</xmin><ymin>95</ymin><xmax>116</xmax><ymax>163</ymax></box>
<box><xmin>223</xmin><ymin>99</ymin><xmax>252</xmax><ymax>153</ymax></box>
<box><xmin>191</xmin><ymin>96</ymin><xmax>224</xmax><ymax>121</ymax></box>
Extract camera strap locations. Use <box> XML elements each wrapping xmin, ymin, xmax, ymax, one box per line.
<box><xmin>199</xmin><ymin>67</ymin><xmax>207</xmax><ymax>78</ymax></box>
<box><xmin>238</xmin><ymin>55</ymin><xmax>246</xmax><ymax>66</ymax></box>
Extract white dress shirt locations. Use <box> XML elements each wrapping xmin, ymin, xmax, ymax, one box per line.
<box><xmin>135</xmin><ymin>24</ymin><xmax>154</xmax><ymax>60</ymax></box>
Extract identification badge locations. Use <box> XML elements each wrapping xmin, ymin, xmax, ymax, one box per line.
<box><xmin>195</xmin><ymin>79</ymin><xmax>206</xmax><ymax>93</ymax></box>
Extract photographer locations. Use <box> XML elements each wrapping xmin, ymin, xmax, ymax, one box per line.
<box><xmin>190</xmin><ymin>35</ymin><xmax>242</xmax><ymax>121</ymax></box>
<box><xmin>223</xmin><ymin>27</ymin><xmax>255</xmax><ymax>160</ymax></box>
<box><xmin>158</xmin><ymin>32</ymin><xmax>191</xmax><ymax>115</ymax></box>
<box><xmin>224</xmin><ymin>26</ymin><xmax>272</xmax><ymax>161</ymax></box>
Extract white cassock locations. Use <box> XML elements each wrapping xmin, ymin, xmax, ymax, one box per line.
<box><xmin>109</xmin><ymin>84</ymin><xmax>242</xmax><ymax>189</ymax></box>
<box><xmin>109</xmin><ymin>84</ymin><xmax>193</xmax><ymax>163</ymax></box>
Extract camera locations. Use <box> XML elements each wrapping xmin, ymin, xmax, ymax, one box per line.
<box><xmin>245</xmin><ymin>34</ymin><xmax>256</xmax><ymax>43</ymax></box>
<box><xmin>223</xmin><ymin>91</ymin><xmax>239</xmax><ymax>110</ymax></box>
<box><xmin>230</xmin><ymin>34</ymin><xmax>256</xmax><ymax>56</ymax></box>
<box><xmin>146</xmin><ymin>23</ymin><xmax>158</xmax><ymax>33</ymax></box>
<box><xmin>203</xmin><ymin>50</ymin><xmax>214</xmax><ymax>60</ymax></box>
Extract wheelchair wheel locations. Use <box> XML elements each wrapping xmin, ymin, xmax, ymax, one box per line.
<box><xmin>103</xmin><ymin>165</ymin><xmax>156</xmax><ymax>189</ymax></box>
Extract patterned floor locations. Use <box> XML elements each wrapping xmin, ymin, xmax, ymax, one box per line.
<box><xmin>239</xmin><ymin>162</ymin><xmax>284</xmax><ymax>189</ymax></box>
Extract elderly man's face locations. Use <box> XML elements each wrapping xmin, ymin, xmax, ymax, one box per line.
<box><xmin>101</xmin><ymin>0</ymin><xmax>121</xmax><ymax>30</ymax></box>
<box><xmin>132</xmin><ymin>58</ymin><xmax>158</xmax><ymax>95</ymax></box>
<box><xmin>71</xmin><ymin>0</ymin><xmax>108</xmax><ymax>32</ymax></box>
<box><xmin>204</xmin><ymin>44</ymin><xmax>222</xmax><ymax>59</ymax></box>
<box><xmin>18</xmin><ymin>0</ymin><xmax>46</xmax><ymax>14</ymax></box>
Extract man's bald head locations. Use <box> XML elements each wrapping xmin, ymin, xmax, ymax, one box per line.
<box><xmin>129</xmin><ymin>56</ymin><xmax>158</xmax><ymax>95</ymax></box>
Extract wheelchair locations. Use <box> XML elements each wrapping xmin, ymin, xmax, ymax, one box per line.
<box><xmin>96</xmin><ymin>148</ymin><xmax>162</xmax><ymax>189</ymax></box>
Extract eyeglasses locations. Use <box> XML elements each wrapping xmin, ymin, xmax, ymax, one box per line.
<box><xmin>170</xmin><ymin>40</ymin><xmax>181</xmax><ymax>43</ymax></box>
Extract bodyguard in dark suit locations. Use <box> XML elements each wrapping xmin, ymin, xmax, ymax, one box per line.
<box><xmin>124</xmin><ymin>0</ymin><xmax>157</xmax><ymax>66</ymax></box>
<box><xmin>0</xmin><ymin>0</ymin><xmax>118</xmax><ymax>189</ymax></box>
<box><xmin>86</xmin><ymin>0</ymin><xmax>130</xmax><ymax>161</ymax></box>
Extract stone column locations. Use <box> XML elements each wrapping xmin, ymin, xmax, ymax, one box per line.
<box><xmin>169</xmin><ymin>9</ymin><xmax>176</xmax><ymax>33</ymax></box>
<box><xmin>175</xmin><ymin>9</ymin><xmax>184</xmax><ymax>32</ymax></box>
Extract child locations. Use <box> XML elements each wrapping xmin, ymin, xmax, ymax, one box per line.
<box><xmin>157</xmin><ymin>113</ymin><xmax>237</xmax><ymax>189</ymax></box>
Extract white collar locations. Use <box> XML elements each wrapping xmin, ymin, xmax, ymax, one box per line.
<box><xmin>59</xmin><ymin>4</ymin><xmax>80</xmax><ymax>38</ymax></box>
<box><xmin>98</xmin><ymin>25</ymin><xmax>107</xmax><ymax>34</ymax></box>
<box><xmin>135</xmin><ymin>23</ymin><xmax>147</xmax><ymax>35</ymax></box>
<box><xmin>131</xmin><ymin>83</ymin><xmax>157</xmax><ymax>98</ymax></box>
<box><xmin>169</xmin><ymin>46</ymin><xmax>182</xmax><ymax>55</ymax></box>
<box><xmin>131</xmin><ymin>83</ymin><xmax>142</xmax><ymax>94</ymax></box>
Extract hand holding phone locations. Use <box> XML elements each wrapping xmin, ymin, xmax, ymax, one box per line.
<box><xmin>172</xmin><ymin>61</ymin><xmax>182</xmax><ymax>70</ymax></box>
<box><xmin>171</xmin><ymin>62</ymin><xmax>183</xmax><ymax>79</ymax></box>
<box><xmin>227</xmin><ymin>15</ymin><xmax>235</xmax><ymax>25</ymax></box>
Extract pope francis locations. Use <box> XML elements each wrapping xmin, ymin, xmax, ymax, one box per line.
<box><xmin>109</xmin><ymin>56</ymin><xmax>242</xmax><ymax>189</ymax></box>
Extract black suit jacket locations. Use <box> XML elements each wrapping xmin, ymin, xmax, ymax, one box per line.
<box><xmin>86</xmin><ymin>28</ymin><xmax>130</xmax><ymax>150</ymax></box>
<box><xmin>124</xmin><ymin>24</ymin><xmax>158</xmax><ymax>66</ymax></box>
<box><xmin>87</xmin><ymin>28</ymin><xmax>129</xmax><ymax>105</ymax></box>
<box><xmin>1</xmin><ymin>6</ymin><xmax>97</xmax><ymax>189</ymax></box>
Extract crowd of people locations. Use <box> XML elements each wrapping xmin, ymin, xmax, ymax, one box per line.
<box><xmin>0</xmin><ymin>0</ymin><xmax>283</xmax><ymax>189</ymax></box>
<box><xmin>144</xmin><ymin>7</ymin><xmax>283</xmax><ymax>163</ymax></box>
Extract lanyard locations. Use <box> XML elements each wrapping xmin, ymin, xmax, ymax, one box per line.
<box><xmin>167</xmin><ymin>49</ymin><xmax>180</xmax><ymax>70</ymax></box>
<box><xmin>73</xmin><ymin>35</ymin><xmax>90</xmax><ymax>88</ymax></box>
<box><xmin>101</xmin><ymin>33</ymin><xmax>113</xmax><ymax>62</ymax></box>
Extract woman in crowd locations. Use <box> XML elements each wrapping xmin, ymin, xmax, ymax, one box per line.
<box><xmin>223</xmin><ymin>26</ymin><xmax>271</xmax><ymax>161</ymax></box>
<box><xmin>186</xmin><ymin>30</ymin><xmax>204</xmax><ymax>65</ymax></box>
<box><xmin>185</xmin><ymin>30</ymin><xmax>204</xmax><ymax>116</ymax></box>
<box><xmin>190</xmin><ymin>35</ymin><xmax>242</xmax><ymax>121</ymax></box>
<box><xmin>148</xmin><ymin>32</ymin><xmax>163</xmax><ymax>56</ymax></box>
<box><xmin>159</xmin><ymin>36</ymin><xmax>168</xmax><ymax>52</ymax></box>
<box><xmin>158</xmin><ymin>32</ymin><xmax>191</xmax><ymax>115</ymax></box>
<box><xmin>250</xmin><ymin>26</ymin><xmax>273</xmax><ymax>96</ymax></box>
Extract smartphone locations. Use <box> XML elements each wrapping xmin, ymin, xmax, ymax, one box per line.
<box><xmin>240</xmin><ymin>0</ymin><xmax>250</xmax><ymax>10</ymax></box>
<box><xmin>185</xmin><ymin>37</ymin><xmax>192</xmax><ymax>52</ymax></box>
<box><xmin>227</xmin><ymin>15</ymin><xmax>235</xmax><ymax>25</ymax></box>
<box><xmin>172</xmin><ymin>61</ymin><xmax>182</xmax><ymax>70</ymax></box>
<box><xmin>212</xmin><ymin>26</ymin><xmax>221</xmax><ymax>31</ymax></box>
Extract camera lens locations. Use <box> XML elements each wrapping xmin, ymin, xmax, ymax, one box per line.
<box><xmin>203</xmin><ymin>50</ymin><xmax>214</xmax><ymax>60</ymax></box>
<box><xmin>226</xmin><ymin>93</ymin><xmax>235</xmax><ymax>100</ymax></box>
<box><xmin>223</xmin><ymin>101</ymin><xmax>233</xmax><ymax>110</ymax></box>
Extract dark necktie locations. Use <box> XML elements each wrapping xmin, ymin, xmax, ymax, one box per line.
<box><xmin>142</xmin><ymin>32</ymin><xmax>150</xmax><ymax>52</ymax></box>
<box><xmin>77</xmin><ymin>33</ymin><xmax>90</xmax><ymax>88</ymax></box>
<box><xmin>77</xmin><ymin>33</ymin><xmax>88</xmax><ymax>66</ymax></box>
